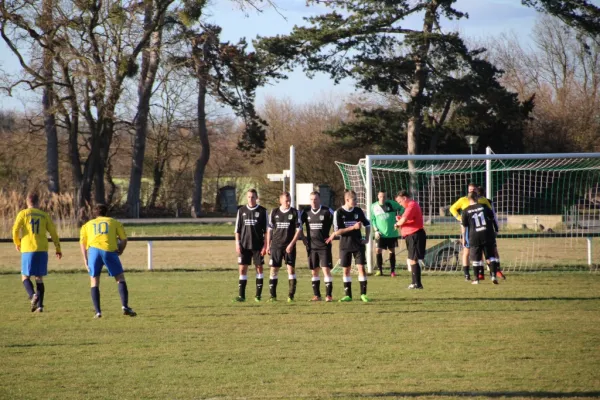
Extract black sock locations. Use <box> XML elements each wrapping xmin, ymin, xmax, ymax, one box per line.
<box><xmin>410</xmin><ymin>264</ymin><xmax>417</xmax><ymax>285</ymax></box>
<box><xmin>343</xmin><ymin>281</ymin><xmax>352</xmax><ymax>298</ymax></box>
<box><xmin>36</xmin><ymin>282</ymin><xmax>45</xmax><ymax>308</ymax></box>
<box><xmin>91</xmin><ymin>287</ymin><xmax>101</xmax><ymax>314</ymax></box>
<box><xmin>23</xmin><ymin>279</ymin><xmax>34</xmax><ymax>298</ymax></box>
<box><xmin>118</xmin><ymin>281</ymin><xmax>128</xmax><ymax>308</ymax></box>
<box><xmin>256</xmin><ymin>278</ymin><xmax>263</xmax><ymax>298</ymax></box>
<box><xmin>325</xmin><ymin>281</ymin><xmax>333</xmax><ymax>297</ymax></box>
<box><xmin>390</xmin><ymin>253</ymin><xmax>396</xmax><ymax>273</ymax></box>
<box><xmin>490</xmin><ymin>261</ymin><xmax>499</xmax><ymax>278</ymax></box>
<box><xmin>360</xmin><ymin>280</ymin><xmax>367</xmax><ymax>296</ymax></box>
<box><xmin>376</xmin><ymin>253</ymin><xmax>383</xmax><ymax>272</ymax></box>
<box><xmin>415</xmin><ymin>263</ymin><xmax>422</xmax><ymax>286</ymax></box>
<box><xmin>312</xmin><ymin>279</ymin><xmax>321</xmax><ymax>297</ymax></box>
<box><xmin>238</xmin><ymin>279</ymin><xmax>247</xmax><ymax>299</ymax></box>
<box><xmin>463</xmin><ymin>266</ymin><xmax>470</xmax><ymax>279</ymax></box>
<box><xmin>269</xmin><ymin>278</ymin><xmax>278</xmax><ymax>298</ymax></box>
<box><xmin>288</xmin><ymin>278</ymin><xmax>297</xmax><ymax>299</ymax></box>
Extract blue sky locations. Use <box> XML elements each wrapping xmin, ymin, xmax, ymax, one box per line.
<box><xmin>0</xmin><ymin>0</ymin><xmax>554</xmax><ymax>112</ymax></box>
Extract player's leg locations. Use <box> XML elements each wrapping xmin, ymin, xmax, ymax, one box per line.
<box><xmin>339</xmin><ymin>251</ymin><xmax>353</xmax><ymax>302</ymax></box>
<box><xmin>309</xmin><ymin>250</ymin><xmax>322</xmax><ymax>300</ymax></box>
<box><xmin>323</xmin><ymin>247</ymin><xmax>334</xmax><ymax>302</ymax></box>
<box><xmin>375</xmin><ymin>244</ymin><xmax>384</xmax><ymax>276</ymax></box>
<box><xmin>356</xmin><ymin>247</ymin><xmax>370</xmax><ymax>302</ymax></box>
<box><xmin>470</xmin><ymin>246</ymin><xmax>483</xmax><ymax>285</ymax></box>
<box><xmin>406</xmin><ymin>236</ymin><xmax>418</xmax><ymax>288</ymax></box>
<box><xmin>32</xmin><ymin>252</ymin><xmax>48</xmax><ymax>312</ymax></box>
<box><xmin>412</xmin><ymin>230</ymin><xmax>425</xmax><ymax>289</ymax></box>
<box><xmin>286</xmin><ymin>248</ymin><xmax>297</xmax><ymax>302</ymax></box>
<box><xmin>485</xmin><ymin>245</ymin><xmax>499</xmax><ymax>284</ymax></box>
<box><xmin>88</xmin><ymin>248</ymin><xmax>103</xmax><ymax>318</ymax></box>
<box><xmin>269</xmin><ymin>248</ymin><xmax>282</xmax><ymax>301</ymax></box>
<box><xmin>494</xmin><ymin>245</ymin><xmax>505</xmax><ymax>279</ymax></box>
<box><xmin>254</xmin><ymin>254</ymin><xmax>265</xmax><ymax>301</ymax></box>
<box><xmin>389</xmin><ymin>239</ymin><xmax>397</xmax><ymax>277</ymax></box>
<box><xmin>462</xmin><ymin>230</ymin><xmax>471</xmax><ymax>281</ymax></box>
<box><xmin>21</xmin><ymin>252</ymin><xmax>37</xmax><ymax>311</ymax></box>
<box><xmin>235</xmin><ymin>249</ymin><xmax>251</xmax><ymax>301</ymax></box>
<box><xmin>104</xmin><ymin>251</ymin><xmax>136</xmax><ymax>317</ymax></box>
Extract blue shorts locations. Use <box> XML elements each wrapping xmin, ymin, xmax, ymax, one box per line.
<box><xmin>21</xmin><ymin>252</ymin><xmax>48</xmax><ymax>276</ymax></box>
<box><xmin>464</xmin><ymin>227</ymin><xmax>470</xmax><ymax>249</ymax></box>
<box><xmin>88</xmin><ymin>247</ymin><xmax>124</xmax><ymax>277</ymax></box>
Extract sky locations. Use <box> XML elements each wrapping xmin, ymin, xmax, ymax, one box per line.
<box><xmin>0</xmin><ymin>0</ymin><xmax>552</xmax><ymax>112</ymax></box>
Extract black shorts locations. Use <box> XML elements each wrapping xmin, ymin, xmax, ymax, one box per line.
<box><xmin>469</xmin><ymin>243</ymin><xmax>496</xmax><ymax>263</ymax></box>
<box><xmin>308</xmin><ymin>247</ymin><xmax>333</xmax><ymax>270</ymax></box>
<box><xmin>376</xmin><ymin>237</ymin><xmax>398</xmax><ymax>250</ymax></box>
<box><xmin>238</xmin><ymin>248</ymin><xmax>264</xmax><ymax>266</ymax></box>
<box><xmin>405</xmin><ymin>229</ymin><xmax>426</xmax><ymax>260</ymax></box>
<box><xmin>269</xmin><ymin>247</ymin><xmax>296</xmax><ymax>268</ymax></box>
<box><xmin>339</xmin><ymin>246</ymin><xmax>366</xmax><ymax>267</ymax></box>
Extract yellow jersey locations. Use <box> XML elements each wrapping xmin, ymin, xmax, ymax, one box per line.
<box><xmin>80</xmin><ymin>217</ymin><xmax>127</xmax><ymax>252</ymax></box>
<box><xmin>449</xmin><ymin>196</ymin><xmax>492</xmax><ymax>221</ymax></box>
<box><xmin>12</xmin><ymin>208</ymin><xmax>61</xmax><ymax>253</ymax></box>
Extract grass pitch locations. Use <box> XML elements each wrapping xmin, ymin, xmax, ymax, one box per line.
<box><xmin>1</xmin><ymin>271</ymin><xmax>599</xmax><ymax>400</ymax></box>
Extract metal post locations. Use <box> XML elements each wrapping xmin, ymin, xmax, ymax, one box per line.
<box><xmin>587</xmin><ymin>237</ymin><xmax>592</xmax><ymax>266</ymax></box>
<box><xmin>470</xmin><ymin>145</ymin><xmax>474</xmax><ymax>177</ymax></box>
<box><xmin>147</xmin><ymin>240</ymin><xmax>153</xmax><ymax>271</ymax></box>
<box><xmin>486</xmin><ymin>147</ymin><xmax>492</xmax><ymax>200</ymax></box>
<box><xmin>290</xmin><ymin>145</ymin><xmax>296</xmax><ymax>208</ymax></box>
<box><xmin>365</xmin><ymin>155</ymin><xmax>373</xmax><ymax>274</ymax></box>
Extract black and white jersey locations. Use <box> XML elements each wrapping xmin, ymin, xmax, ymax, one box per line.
<box><xmin>334</xmin><ymin>206</ymin><xmax>370</xmax><ymax>252</ymax></box>
<box><xmin>269</xmin><ymin>207</ymin><xmax>300</xmax><ymax>249</ymax></box>
<box><xmin>235</xmin><ymin>204</ymin><xmax>268</xmax><ymax>250</ymax></box>
<box><xmin>461</xmin><ymin>204</ymin><xmax>498</xmax><ymax>247</ymax></box>
<box><xmin>300</xmin><ymin>206</ymin><xmax>334</xmax><ymax>250</ymax></box>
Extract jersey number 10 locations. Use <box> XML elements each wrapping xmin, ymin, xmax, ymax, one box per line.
<box><xmin>93</xmin><ymin>222</ymin><xmax>109</xmax><ymax>235</ymax></box>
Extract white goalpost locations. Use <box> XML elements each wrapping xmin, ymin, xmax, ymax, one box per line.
<box><xmin>337</xmin><ymin>151</ymin><xmax>600</xmax><ymax>274</ymax></box>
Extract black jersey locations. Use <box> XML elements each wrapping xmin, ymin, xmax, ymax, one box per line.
<box><xmin>235</xmin><ymin>204</ymin><xmax>268</xmax><ymax>250</ymax></box>
<box><xmin>334</xmin><ymin>206</ymin><xmax>370</xmax><ymax>252</ymax></box>
<box><xmin>269</xmin><ymin>207</ymin><xmax>300</xmax><ymax>248</ymax></box>
<box><xmin>300</xmin><ymin>206</ymin><xmax>334</xmax><ymax>251</ymax></box>
<box><xmin>461</xmin><ymin>203</ymin><xmax>498</xmax><ymax>247</ymax></box>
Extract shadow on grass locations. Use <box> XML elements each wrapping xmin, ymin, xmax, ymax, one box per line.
<box><xmin>345</xmin><ymin>391</ymin><xmax>600</xmax><ymax>398</ymax></box>
<box><xmin>3</xmin><ymin>342</ymin><xmax>99</xmax><ymax>348</ymax></box>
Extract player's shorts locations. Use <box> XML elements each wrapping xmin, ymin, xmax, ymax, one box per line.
<box><xmin>470</xmin><ymin>243</ymin><xmax>496</xmax><ymax>263</ymax></box>
<box><xmin>405</xmin><ymin>229</ymin><xmax>426</xmax><ymax>260</ymax></box>
<box><xmin>376</xmin><ymin>237</ymin><xmax>398</xmax><ymax>250</ymax></box>
<box><xmin>269</xmin><ymin>247</ymin><xmax>296</xmax><ymax>268</ymax></box>
<box><xmin>308</xmin><ymin>247</ymin><xmax>333</xmax><ymax>270</ymax></box>
<box><xmin>339</xmin><ymin>246</ymin><xmax>367</xmax><ymax>267</ymax></box>
<box><xmin>463</xmin><ymin>227</ymin><xmax>470</xmax><ymax>249</ymax></box>
<box><xmin>21</xmin><ymin>252</ymin><xmax>48</xmax><ymax>276</ymax></box>
<box><xmin>88</xmin><ymin>247</ymin><xmax>124</xmax><ymax>277</ymax></box>
<box><xmin>238</xmin><ymin>248</ymin><xmax>264</xmax><ymax>266</ymax></box>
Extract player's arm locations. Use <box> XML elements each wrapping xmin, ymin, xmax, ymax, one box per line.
<box><xmin>370</xmin><ymin>203</ymin><xmax>381</xmax><ymax>239</ymax></box>
<box><xmin>395</xmin><ymin>203</ymin><xmax>413</xmax><ymax>228</ymax></box>
<box><xmin>11</xmin><ymin>211</ymin><xmax>23</xmax><ymax>252</ymax></box>
<box><xmin>234</xmin><ymin>209</ymin><xmax>242</xmax><ymax>254</ymax></box>
<box><xmin>326</xmin><ymin>210</ymin><xmax>357</xmax><ymax>243</ymax></box>
<box><xmin>46</xmin><ymin>216</ymin><xmax>62</xmax><ymax>259</ymax></box>
<box><xmin>485</xmin><ymin>207</ymin><xmax>499</xmax><ymax>233</ymax></box>
<box><xmin>115</xmin><ymin>221</ymin><xmax>128</xmax><ymax>255</ymax></box>
<box><xmin>449</xmin><ymin>198</ymin><xmax>464</xmax><ymax>221</ymax></box>
<box><xmin>286</xmin><ymin>212</ymin><xmax>302</xmax><ymax>253</ymax></box>
<box><xmin>79</xmin><ymin>225</ymin><xmax>89</xmax><ymax>271</ymax></box>
<box><xmin>298</xmin><ymin>210</ymin><xmax>309</xmax><ymax>246</ymax></box>
<box><xmin>359</xmin><ymin>209</ymin><xmax>371</xmax><ymax>244</ymax></box>
<box><xmin>266</xmin><ymin>209</ymin><xmax>274</xmax><ymax>255</ymax></box>
<box><xmin>460</xmin><ymin>213</ymin><xmax>469</xmax><ymax>245</ymax></box>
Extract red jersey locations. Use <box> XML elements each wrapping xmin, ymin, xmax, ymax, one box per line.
<box><xmin>399</xmin><ymin>199</ymin><xmax>424</xmax><ymax>237</ymax></box>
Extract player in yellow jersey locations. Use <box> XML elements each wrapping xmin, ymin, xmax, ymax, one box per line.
<box><xmin>449</xmin><ymin>183</ymin><xmax>492</xmax><ymax>281</ymax></box>
<box><xmin>12</xmin><ymin>192</ymin><xmax>62</xmax><ymax>313</ymax></box>
<box><xmin>80</xmin><ymin>204</ymin><xmax>136</xmax><ymax>318</ymax></box>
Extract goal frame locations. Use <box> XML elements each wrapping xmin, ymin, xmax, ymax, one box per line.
<box><xmin>363</xmin><ymin>150</ymin><xmax>600</xmax><ymax>274</ymax></box>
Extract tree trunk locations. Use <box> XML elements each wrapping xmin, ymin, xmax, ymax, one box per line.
<box><xmin>191</xmin><ymin>38</ymin><xmax>211</xmax><ymax>218</ymax></box>
<box><xmin>126</xmin><ymin>1</ymin><xmax>163</xmax><ymax>217</ymax></box>
<box><xmin>41</xmin><ymin>0</ymin><xmax>60</xmax><ymax>193</ymax></box>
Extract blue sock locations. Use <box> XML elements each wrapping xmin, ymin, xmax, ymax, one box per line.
<box><xmin>36</xmin><ymin>282</ymin><xmax>45</xmax><ymax>308</ymax></box>
<box><xmin>118</xmin><ymin>281</ymin><xmax>128</xmax><ymax>308</ymax></box>
<box><xmin>23</xmin><ymin>279</ymin><xmax>34</xmax><ymax>298</ymax></box>
<box><xmin>91</xmin><ymin>287</ymin><xmax>101</xmax><ymax>314</ymax></box>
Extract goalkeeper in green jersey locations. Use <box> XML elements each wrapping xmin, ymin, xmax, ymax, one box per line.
<box><xmin>370</xmin><ymin>190</ymin><xmax>404</xmax><ymax>276</ymax></box>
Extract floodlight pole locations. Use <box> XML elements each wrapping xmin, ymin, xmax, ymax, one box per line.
<box><xmin>290</xmin><ymin>145</ymin><xmax>296</xmax><ymax>208</ymax></box>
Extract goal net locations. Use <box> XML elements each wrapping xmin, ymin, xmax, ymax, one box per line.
<box><xmin>336</xmin><ymin>152</ymin><xmax>600</xmax><ymax>273</ymax></box>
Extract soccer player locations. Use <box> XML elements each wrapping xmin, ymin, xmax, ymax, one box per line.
<box><xmin>12</xmin><ymin>192</ymin><xmax>62</xmax><ymax>313</ymax></box>
<box><xmin>449</xmin><ymin>183</ymin><xmax>493</xmax><ymax>281</ymax></box>
<box><xmin>477</xmin><ymin>186</ymin><xmax>506</xmax><ymax>280</ymax></box>
<box><xmin>461</xmin><ymin>192</ymin><xmax>500</xmax><ymax>284</ymax></box>
<box><xmin>394</xmin><ymin>190</ymin><xmax>426</xmax><ymax>289</ymax></box>
<box><xmin>80</xmin><ymin>204</ymin><xmax>136</xmax><ymax>318</ymax></box>
<box><xmin>234</xmin><ymin>188</ymin><xmax>268</xmax><ymax>302</ymax></box>
<box><xmin>326</xmin><ymin>190</ymin><xmax>371</xmax><ymax>302</ymax></box>
<box><xmin>300</xmin><ymin>191</ymin><xmax>334</xmax><ymax>302</ymax></box>
<box><xmin>266</xmin><ymin>192</ymin><xmax>301</xmax><ymax>302</ymax></box>
<box><xmin>370</xmin><ymin>190</ymin><xmax>403</xmax><ymax>277</ymax></box>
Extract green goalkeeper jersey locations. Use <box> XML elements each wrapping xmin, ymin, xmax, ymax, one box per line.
<box><xmin>370</xmin><ymin>200</ymin><xmax>404</xmax><ymax>239</ymax></box>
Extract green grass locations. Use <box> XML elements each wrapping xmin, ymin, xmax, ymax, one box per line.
<box><xmin>123</xmin><ymin>223</ymin><xmax>236</xmax><ymax>237</ymax></box>
<box><xmin>1</xmin><ymin>272</ymin><xmax>599</xmax><ymax>400</ymax></box>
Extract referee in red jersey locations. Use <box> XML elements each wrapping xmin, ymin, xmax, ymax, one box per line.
<box><xmin>394</xmin><ymin>190</ymin><xmax>426</xmax><ymax>289</ymax></box>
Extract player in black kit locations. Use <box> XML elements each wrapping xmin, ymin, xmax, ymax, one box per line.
<box><xmin>234</xmin><ymin>189</ymin><xmax>268</xmax><ymax>302</ymax></box>
<box><xmin>300</xmin><ymin>191</ymin><xmax>335</xmax><ymax>302</ymax></box>
<box><xmin>327</xmin><ymin>190</ymin><xmax>371</xmax><ymax>303</ymax></box>
<box><xmin>461</xmin><ymin>192</ymin><xmax>500</xmax><ymax>285</ymax></box>
<box><xmin>266</xmin><ymin>192</ymin><xmax>302</xmax><ymax>302</ymax></box>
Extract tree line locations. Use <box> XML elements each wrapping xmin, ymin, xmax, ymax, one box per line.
<box><xmin>0</xmin><ymin>0</ymin><xmax>598</xmax><ymax>216</ymax></box>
